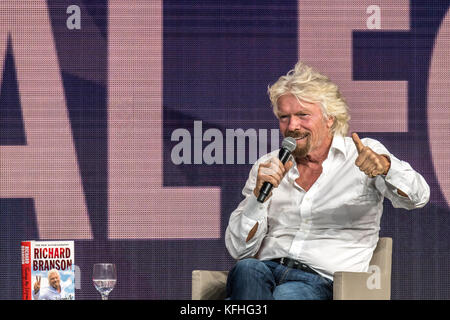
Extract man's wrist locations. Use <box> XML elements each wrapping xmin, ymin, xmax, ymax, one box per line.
<box><xmin>380</xmin><ymin>154</ymin><xmax>391</xmax><ymax>175</ymax></box>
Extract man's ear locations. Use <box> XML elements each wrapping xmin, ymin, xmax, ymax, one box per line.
<box><xmin>326</xmin><ymin>115</ymin><xmax>335</xmax><ymax>129</ymax></box>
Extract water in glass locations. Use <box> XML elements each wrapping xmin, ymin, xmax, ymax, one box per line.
<box><xmin>92</xmin><ymin>263</ymin><xmax>117</xmax><ymax>300</ymax></box>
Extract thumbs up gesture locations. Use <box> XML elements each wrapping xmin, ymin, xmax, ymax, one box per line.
<box><xmin>352</xmin><ymin>133</ymin><xmax>391</xmax><ymax>178</ymax></box>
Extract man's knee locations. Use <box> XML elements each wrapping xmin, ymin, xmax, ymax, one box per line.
<box><xmin>272</xmin><ymin>279</ymin><xmax>333</xmax><ymax>300</ymax></box>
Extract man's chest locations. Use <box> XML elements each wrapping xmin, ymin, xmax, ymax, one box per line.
<box><xmin>295</xmin><ymin>164</ymin><xmax>323</xmax><ymax>192</ymax></box>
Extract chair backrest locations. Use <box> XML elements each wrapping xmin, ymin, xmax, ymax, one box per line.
<box><xmin>369</xmin><ymin>237</ymin><xmax>393</xmax><ymax>273</ymax></box>
<box><xmin>368</xmin><ymin>237</ymin><xmax>392</xmax><ymax>298</ymax></box>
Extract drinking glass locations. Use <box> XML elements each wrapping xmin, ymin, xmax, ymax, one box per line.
<box><xmin>92</xmin><ymin>263</ymin><xmax>117</xmax><ymax>300</ymax></box>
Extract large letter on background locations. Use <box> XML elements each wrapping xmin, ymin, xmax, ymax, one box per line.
<box><xmin>428</xmin><ymin>8</ymin><xmax>450</xmax><ymax>208</ymax></box>
<box><xmin>298</xmin><ymin>0</ymin><xmax>410</xmax><ymax>133</ymax></box>
<box><xmin>108</xmin><ymin>1</ymin><xmax>221</xmax><ymax>239</ymax></box>
<box><xmin>0</xmin><ymin>1</ymin><xmax>92</xmax><ymax>238</ymax></box>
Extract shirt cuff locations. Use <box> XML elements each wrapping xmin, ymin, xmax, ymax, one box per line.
<box><xmin>242</xmin><ymin>193</ymin><xmax>270</xmax><ymax>222</ymax></box>
<box><xmin>382</xmin><ymin>155</ymin><xmax>411</xmax><ymax>197</ymax></box>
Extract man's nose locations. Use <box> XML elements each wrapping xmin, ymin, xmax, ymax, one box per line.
<box><xmin>288</xmin><ymin>115</ymin><xmax>301</xmax><ymax>131</ymax></box>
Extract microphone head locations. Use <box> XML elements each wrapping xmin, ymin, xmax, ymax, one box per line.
<box><xmin>281</xmin><ymin>137</ymin><xmax>297</xmax><ymax>152</ymax></box>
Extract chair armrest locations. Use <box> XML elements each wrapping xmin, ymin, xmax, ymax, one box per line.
<box><xmin>333</xmin><ymin>271</ymin><xmax>391</xmax><ymax>300</ymax></box>
<box><xmin>192</xmin><ymin>270</ymin><xmax>229</xmax><ymax>300</ymax></box>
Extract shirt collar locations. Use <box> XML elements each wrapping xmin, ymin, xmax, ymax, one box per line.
<box><xmin>288</xmin><ymin>134</ymin><xmax>347</xmax><ymax>179</ymax></box>
<box><xmin>329</xmin><ymin>134</ymin><xmax>347</xmax><ymax>159</ymax></box>
<box><xmin>48</xmin><ymin>286</ymin><xmax>60</xmax><ymax>293</ymax></box>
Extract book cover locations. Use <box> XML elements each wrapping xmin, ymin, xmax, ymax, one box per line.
<box><xmin>21</xmin><ymin>240</ymin><xmax>75</xmax><ymax>300</ymax></box>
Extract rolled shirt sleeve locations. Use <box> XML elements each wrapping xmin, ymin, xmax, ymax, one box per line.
<box><xmin>225</xmin><ymin>154</ymin><xmax>274</xmax><ymax>260</ymax></box>
<box><xmin>365</xmin><ymin>138</ymin><xmax>430</xmax><ymax>210</ymax></box>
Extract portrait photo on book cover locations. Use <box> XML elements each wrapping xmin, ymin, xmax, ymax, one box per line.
<box><xmin>32</xmin><ymin>268</ymin><xmax>75</xmax><ymax>300</ymax></box>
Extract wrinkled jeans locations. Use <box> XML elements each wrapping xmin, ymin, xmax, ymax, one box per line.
<box><xmin>226</xmin><ymin>258</ymin><xmax>333</xmax><ymax>300</ymax></box>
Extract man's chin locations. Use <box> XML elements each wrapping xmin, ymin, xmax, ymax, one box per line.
<box><xmin>291</xmin><ymin>138</ymin><xmax>310</xmax><ymax>159</ymax></box>
<box><xmin>292</xmin><ymin>146</ymin><xmax>309</xmax><ymax>159</ymax></box>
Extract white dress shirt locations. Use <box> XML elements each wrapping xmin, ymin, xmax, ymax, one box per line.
<box><xmin>33</xmin><ymin>286</ymin><xmax>61</xmax><ymax>300</ymax></box>
<box><xmin>225</xmin><ymin>135</ymin><xmax>430</xmax><ymax>280</ymax></box>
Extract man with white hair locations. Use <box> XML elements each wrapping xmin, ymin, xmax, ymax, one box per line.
<box><xmin>225</xmin><ymin>62</ymin><xmax>430</xmax><ymax>300</ymax></box>
<box><xmin>33</xmin><ymin>269</ymin><xmax>62</xmax><ymax>300</ymax></box>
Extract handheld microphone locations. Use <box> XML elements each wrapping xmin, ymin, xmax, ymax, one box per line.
<box><xmin>257</xmin><ymin>137</ymin><xmax>297</xmax><ymax>203</ymax></box>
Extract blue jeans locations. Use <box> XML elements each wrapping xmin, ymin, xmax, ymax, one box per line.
<box><xmin>226</xmin><ymin>258</ymin><xmax>333</xmax><ymax>300</ymax></box>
